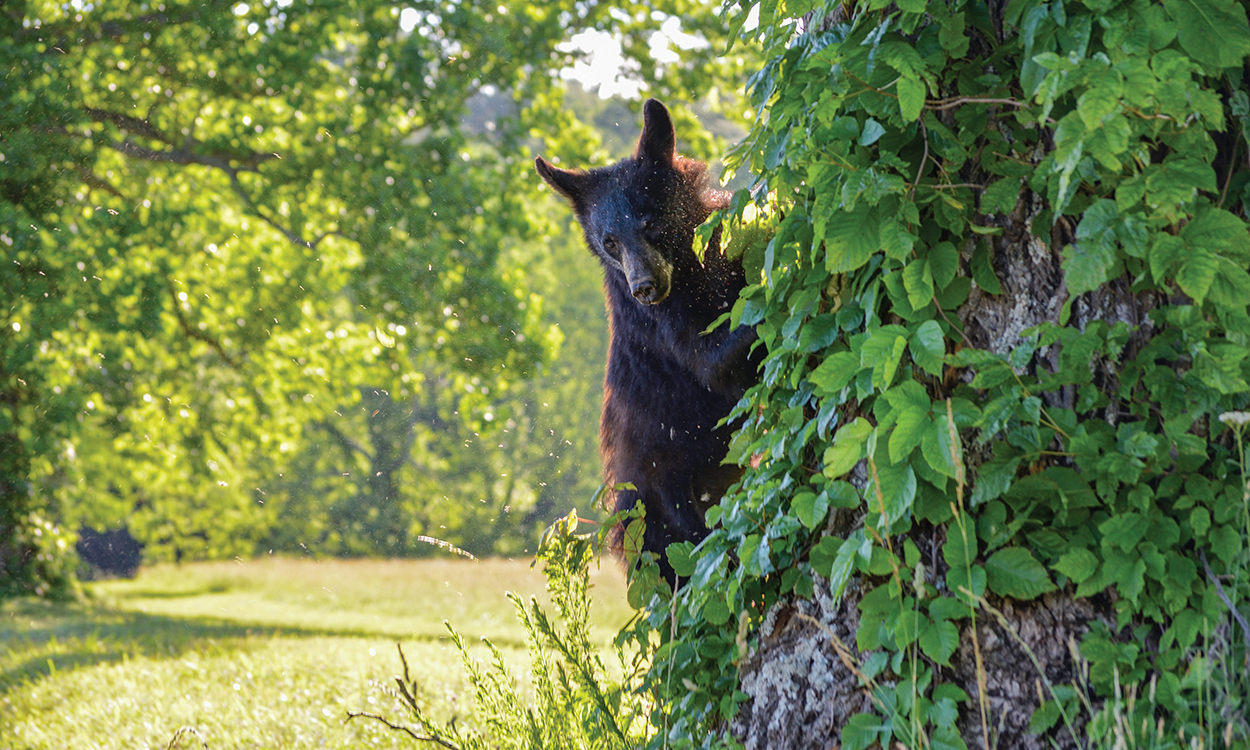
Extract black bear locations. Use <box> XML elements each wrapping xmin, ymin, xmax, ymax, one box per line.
<box><xmin>536</xmin><ymin>99</ymin><xmax>760</xmax><ymax>581</ymax></box>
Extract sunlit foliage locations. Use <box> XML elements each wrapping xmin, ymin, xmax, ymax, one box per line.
<box><xmin>1</xmin><ymin>0</ymin><xmax>756</xmax><ymax>592</ymax></box>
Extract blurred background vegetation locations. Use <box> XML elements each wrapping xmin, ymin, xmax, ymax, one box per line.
<box><xmin>0</xmin><ymin>0</ymin><xmax>757</xmax><ymax>594</ymax></box>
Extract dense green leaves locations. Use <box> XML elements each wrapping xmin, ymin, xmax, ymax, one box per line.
<box><xmin>1164</xmin><ymin>0</ymin><xmax>1250</xmax><ymax>68</ymax></box>
<box><xmin>633</xmin><ymin>1</ymin><xmax>1250</xmax><ymax>748</ymax></box>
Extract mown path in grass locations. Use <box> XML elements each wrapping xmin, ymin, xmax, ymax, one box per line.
<box><xmin>1</xmin><ymin>557</ymin><xmax>631</xmax><ymax>750</ymax></box>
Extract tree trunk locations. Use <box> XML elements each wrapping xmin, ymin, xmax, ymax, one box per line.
<box><xmin>0</xmin><ymin>425</ymin><xmax>37</xmax><ymax>596</ymax></box>
<box><xmin>732</xmin><ymin>575</ymin><xmax>1110</xmax><ymax>750</ymax></box>
<box><xmin>731</xmin><ymin>128</ymin><xmax>1154</xmax><ymax>749</ymax></box>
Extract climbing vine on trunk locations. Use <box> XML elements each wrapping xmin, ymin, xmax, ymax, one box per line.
<box><xmin>625</xmin><ymin>1</ymin><xmax>1250</xmax><ymax>748</ymax></box>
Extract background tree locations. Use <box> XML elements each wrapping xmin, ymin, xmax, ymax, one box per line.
<box><xmin>2</xmin><ymin>0</ymin><xmax>752</xmax><ymax>592</ymax></box>
<box><xmin>2</xmin><ymin>0</ymin><xmax>569</xmax><ymax>585</ymax></box>
<box><xmin>260</xmin><ymin>226</ymin><xmax>610</xmax><ymax>559</ymax></box>
<box><xmin>631</xmin><ymin>1</ymin><xmax>1250</xmax><ymax>749</ymax></box>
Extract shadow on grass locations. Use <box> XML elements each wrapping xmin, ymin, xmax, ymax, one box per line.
<box><xmin>0</xmin><ymin>598</ymin><xmax>376</xmax><ymax>693</ymax></box>
<box><xmin>107</xmin><ymin>582</ymin><xmax>233</xmax><ymax>598</ymax></box>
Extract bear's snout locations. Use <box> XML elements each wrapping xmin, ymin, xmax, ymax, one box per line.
<box><xmin>622</xmin><ymin>246</ymin><xmax>672</xmax><ymax>305</ymax></box>
<box><xmin>631</xmin><ymin>278</ymin><xmax>663</xmax><ymax>304</ymax></box>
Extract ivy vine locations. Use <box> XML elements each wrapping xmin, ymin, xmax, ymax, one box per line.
<box><xmin>625</xmin><ymin>1</ymin><xmax>1250</xmax><ymax>748</ymax></box>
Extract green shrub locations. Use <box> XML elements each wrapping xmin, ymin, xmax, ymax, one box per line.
<box><xmin>0</xmin><ymin>512</ymin><xmax>78</xmax><ymax>600</ymax></box>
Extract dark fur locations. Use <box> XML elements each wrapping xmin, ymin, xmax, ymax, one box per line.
<box><xmin>536</xmin><ymin>100</ymin><xmax>760</xmax><ymax>581</ymax></box>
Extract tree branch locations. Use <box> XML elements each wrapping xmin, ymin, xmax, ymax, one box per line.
<box><xmin>84</xmin><ymin>107</ymin><xmax>173</xmax><ymax>144</ymax></box>
<box><xmin>924</xmin><ymin>96</ymin><xmax>1030</xmax><ymax>111</ymax></box>
<box><xmin>907</xmin><ymin>118</ymin><xmax>930</xmax><ymax>201</ymax></box>
<box><xmin>104</xmin><ymin>137</ymin><xmax>263</xmax><ymax>175</ymax></box>
<box><xmin>78</xmin><ymin>169</ymin><xmax>127</xmax><ymax>199</ymax></box>
<box><xmin>315</xmin><ymin>420</ymin><xmax>373</xmax><ymax>462</ymax></box>
<box><xmin>165</xmin><ymin>277</ymin><xmax>239</xmax><ymax>367</ymax></box>
<box><xmin>100</xmin><ymin>135</ymin><xmax>343</xmax><ymax>249</ymax></box>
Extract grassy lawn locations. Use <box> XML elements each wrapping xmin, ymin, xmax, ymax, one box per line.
<box><xmin>1</xmin><ymin>557</ymin><xmax>632</xmax><ymax>750</ymax></box>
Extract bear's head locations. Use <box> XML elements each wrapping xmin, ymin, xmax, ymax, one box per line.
<box><xmin>536</xmin><ymin>100</ymin><xmax>724</xmax><ymax>306</ymax></box>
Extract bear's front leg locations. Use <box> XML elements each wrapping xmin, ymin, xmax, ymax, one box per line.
<box><xmin>670</xmin><ymin>322</ymin><xmax>759</xmax><ymax>399</ymax></box>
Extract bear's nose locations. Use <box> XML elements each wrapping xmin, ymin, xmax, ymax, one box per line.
<box><xmin>631</xmin><ymin>280</ymin><xmax>657</xmax><ymax>303</ymax></box>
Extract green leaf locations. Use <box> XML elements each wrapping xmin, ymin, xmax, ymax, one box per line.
<box><xmin>928</xmin><ymin>242</ymin><xmax>960</xmax><ymax>289</ymax></box>
<box><xmin>971</xmin><ymin>241</ymin><xmax>1002</xmax><ymax>294</ymax></box>
<box><xmin>976</xmin><ymin>500</ymin><xmax>1013</xmax><ymax>551</ymax></box>
<box><xmin>947</xmin><ymin>563</ymin><xmax>987</xmax><ymax>604</ymax></box>
<box><xmin>937</xmin><ymin>10</ymin><xmax>970</xmax><ymax>56</ymax></box>
<box><xmin>930</xmin><ymin>725</ymin><xmax>970</xmax><ymax>750</ymax></box>
<box><xmin>929</xmin><ymin>596</ymin><xmax>970</xmax><ymax>622</ymax></box>
<box><xmin>928</xmin><ymin>697</ymin><xmax>961</xmax><ymax>730</ymax></box>
<box><xmin>985</xmin><ymin>547</ymin><xmax>1057</xmax><ymax>599</ymax></box>
<box><xmin>809</xmin><ymin>536</ymin><xmax>842</xmax><ymax>578</ymax></box>
<box><xmin>793</xmin><ymin>490</ymin><xmax>829</xmax><ymax>531</ymax></box>
<box><xmin>1099</xmin><ymin>513</ymin><xmax>1149</xmax><ymax>551</ymax></box>
<box><xmin>1063</xmin><ymin>200</ymin><xmax>1120</xmax><ymax>296</ymax></box>
<box><xmin>861</xmin><ymin>327</ymin><xmax>910</xmax><ymax>390</ymax></box>
<box><xmin>809</xmin><ymin>351</ymin><xmax>860</xmax><ymax>395</ymax></box>
<box><xmin>1077</xmin><ymin>71</ymin><xmax>1124</xmax><ymax>130</ymax></box>
<box><xmin>828</xmin><ymin>481</ymin><xmax>861</xmax><ymax>508</ymax></box>
<box><xmin>1163</xmin><ymin>0</ymin><xmax>1250</xmax><ymax>69</ymax></box>
<box><xmin>870</xmin><ymin>462</ymin><xmax>917</xmax><ymax>530</ymax></box>
<box><xmin>1147</xmin><ymin>158</ymin><xmax>1219</xmax><ymax>211</ymax></box>
<box><xmin>1210</xmin><ymin>257</ymin><xmax>1250</xmax><ymax>308</ymax></box>
<box><xmin>832</xmin><ymin>533</ymin><xmax>871</xmax><ymax>601</ymax></box>
<box><xmin>943</xmin><ymin>523</ymin><xmax>978</xmax><ymax>571</ymax></box>
<box><xmin>983</xmin><ymin>178</ymin><xmax>1020</xmax><ymax>214</ymax></box>
<box><xmin>921</xmin><ymin>413</ymin><xmax>962</xmax><ymax>479</ymax></box>
<box><xmin>1190</xmin><ymin>506</ymin><xmax>1211</xmax><ymax>538</ymax></box>
<box><xmin>1181</xmin><ymin>205</ymin><xmax>1250</xmax><ymax>260</ymax></box>
<box><xmin>821</xmin><ymin>205</ymin><xmax>880</xmax><ymax>273</ymax></box>
<box><xmin>702</xmin><ymin>593</ymin><xmax>732</xmax><ymax>625</ymax></box>
<box><xmin>903</xmin><ymin>259</ymin><xmax>935</xmax><ymax>310</ymax></box>
<box><xmin>910</xmin><ymin>320</ymin><xmax>946</xmax><ymax>377</ymax></box>
<box><xmin>1149</xmin><ymin>233</ymin><xmax>1186</xmax><ymax>281</ymax></box>
<box><xmin>1028</xmin><ymin>700</ymin><xmax>1063</xmax><ymax>734</ymax></box>
<box><xmin>919</xmin><ymin>618</ymin><xmax>960</xmax><ymax>665</ymax></box>
<box><xmin>1162</xmin><ymin>556</ymin><xmax>1197</xmax><ymax>611</ymax></box>
<box><xmin>890</xmin><ymin>405</ymin><xmax>930</xmax><ymax>462</ymax></box>
<box><xmin>1176</xmin><ymin>250</ymin><xmax>1218</xmax><ymax>304</ymax></box>
<box><xmin>824</xmin><ymin>418</ymin><xmax>872</xmax><ymax>478</ymax></box>
<box><xmin>1111</xmin><ymin>553</ymin><xmax>1148</xmax><ymax>604</ymax></box>
<box><xmin>623</xmin><ymin>518</ymin><xmax>646</xmax><ymax>559</ymax></box>
<box><xmin>1054</xmin><ymin>547</ymin><xmax>1099</xmax><ymax>584</ymax></box>
<box><xmin>897</xmin><ymin>74</ymin><xmax>926</xmax><ymax>121</ymax></box>
<box><xmin>842</xmin><ymin>713</ymin><xmax>886</xmax><ymax>750</ymax></box>
<box><xmin>883</xmin><ymin>379</ymin><xmax>932</xmax><ymax>415</ymax></box>
<box><xmin>859</xmin><ymin>119</ymin><xmax>887</xmax><ymax>147</ymax></box>
<box><xmin>667</xmin><ymin>542</ymin><xmax>697</xmax><ymax>577</ymax></box>
<box><xmin>971</xmin><ymin>457</ymin><xmax>1019</xmax><ymax>506</ymax></box>
<box><xmin>1210</xmin><ymin>524</ymin><xmax>1243</xmax><ymax>563</ymax></box>
<box><xmin>935</xmin><ymin>276</ymin><xmax>972</xmax><ymax>309</ymax></box>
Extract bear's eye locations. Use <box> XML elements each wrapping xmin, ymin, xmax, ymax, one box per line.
<box><xmin>602</xmin><ymin>236</ymin><xmax>618</xmax><ymax>254</ymax></box>
<box><xmin>641</xmin><ymin>219</ymin><xmax>663</xmax><ymax>242</ymax></box>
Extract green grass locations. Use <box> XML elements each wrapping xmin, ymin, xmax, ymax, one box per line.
<box><xmin>1</xmin><ymin>556</ymin><xmax>631</xmax><ymax>750</ymax></box>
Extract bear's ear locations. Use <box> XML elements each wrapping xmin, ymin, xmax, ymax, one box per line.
<box><xmin>635</xmin><ymin>99</ymin><xmax>676</xmax><ymax>165</ymax></box>
<box><xmin>535</xmin><ymin>157</ymin><xmax>592</xmax><ymax>204</ymax></box>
